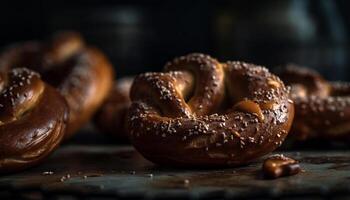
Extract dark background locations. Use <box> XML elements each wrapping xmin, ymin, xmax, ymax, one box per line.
<box><xmin>1</xmin><ymin>0</ymin><xmax>350</xmax><ymax>80</ymax></box>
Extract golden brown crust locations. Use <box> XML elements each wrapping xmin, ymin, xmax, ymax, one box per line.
<box><xmin>0</xmin><ymin>31</ymin><xmax>114</xmax><ymax>138</ymax></box>
<box><xmin>127</xmin><ymin>53</ymin><xmax>294</xmax><ymax>167</ymax></box>
<box><xmin>279</xmin><ymin>65</ymin><xmax>350</xmax><ymax>140</ymax></box>
<box><xmin>0</xmin><ymin>68</ymin><xmax>68</xmax><ymax>173</ymax></box>
<box><xmin>94</xmin><ymin>77</ymin><xmax>133</xmax><ymax>141</ymax></box>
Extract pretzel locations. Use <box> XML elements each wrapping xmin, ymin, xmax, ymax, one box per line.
<box><xmin>279</xmin><ymin>65</ymin><xmax>350</xmax><ymax>140</ymax></box>
<box><xmin>94</xmin><ymin>77</ymin><xmax>133</xmax><ymax>141</ymax></box>
<box><xmin>262</xmin><ymin>154</ymin><xmax>301</xmax><ymax>179</ymax></box>
<box><xmin>0</xmin><ymin>68</ymin><xmax>68</xmax><ymax>173</ymax></box>
<box><xmin>127</xmin><ymin>53</ymin><xmax>294</xmax><ymax>166</ymax></box>
<box><xmin>0</xmin><ymin>31</ymin><xmax>114</xmax><ymax>138</ymax></box>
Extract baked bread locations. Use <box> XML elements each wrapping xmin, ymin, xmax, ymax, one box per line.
<box><xmin>0</xmin><ymin>31</ymin><xmax>114</xmax><ymax>138</ymax></box>
<box><xmin>128</xmin><ymin>53</ymin><xmax>294</xmax><ymax>167</ymax></box>
<box><xmin>0</xmin><ymin>68</ymin><xmax>68</xmax><ymax>173</ymax></box>
<box><xmin>279</xmin><ymin>64</ymin><xmax>350</xmax><ymax>140</ymax></box>
<box><xmin>94</xmin><ymin>77</ymin><xmax>133</xmax><ymax>141</ymax></box>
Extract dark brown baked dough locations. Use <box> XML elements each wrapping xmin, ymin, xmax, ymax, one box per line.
<box><xmin>262</xmin><ymin>154</ymin><xmax>301</xmax><ymax>179</ymax></box>
<box><xmin>94</xmin><ymin>77</ymin><xmax>133</xmax><ymax>141</ymax></box>
<box><xmin>127</xmin><ymin>53</ymin><xmax>294</xmax><ymax>167</ymax></box>
<box><xmin>0</xmin><ymin>68</ymin><xmax>68</xmax><ymax>173</ymax></box>
<box><xmin>0</xmin><ymin>31</ymin><xmax>114</xmax><ymax>138</ymax></box>
<box><xmin>279</xmin><ymin>64</ymin><xmax>350</xmax><ymax>140</ymax></box>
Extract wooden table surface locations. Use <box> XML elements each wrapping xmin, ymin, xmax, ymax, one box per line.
<box><xmin>1</xmin><ymin>144</ymin><xmax>350</xmax><ymax>199</ymax></box>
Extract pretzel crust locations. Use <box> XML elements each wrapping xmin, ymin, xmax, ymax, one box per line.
<box><xmin>94</xmin><ymin>77</ymin><xmax>133</xmax><ymax>140</ymax></box>
<box><xmin>128</xmin><ymin>54</ymin><xmax>294</xmax><ymax>167</ymax></box>
<box><xmin>0</xmin><ymin>32</ymin><xmax>114</xmax><ymax>138</ymax></box>
<box><xmin>0</xmin><ymin>68</ymin><xmax>68</xmax><ymax>173</ymax></box>
<box><xmin>279</xmin><ymin>65</ymin><xmax>350</xmax><ymax>140</ymax></box>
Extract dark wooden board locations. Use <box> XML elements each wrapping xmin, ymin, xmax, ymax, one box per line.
<box><xmin>1</xmin><ymin>145</ymin><xmax>350</xmax><ymax>199</ymax></box>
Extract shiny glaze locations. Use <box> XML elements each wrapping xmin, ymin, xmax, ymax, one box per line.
<box><xmin>127</xmin><ymin>53</ymin><xmax>294</xmax><ymax>167</ymax></box>
<box><xmin>262</xmin><ymin>154</ymin><xmax>301</xmax><ymax>179</ymax></box>
<box><xmin>279</xmin><ymin>65</ymin><xmax>350</xmax><ymax>141</ymax></box>
<box><xmin>0</xmin><ymin>31</ymin><xmax>114</xmax><ymax>138</ymax></box>
<box><xmin>0</xmin><ymin>68</ymin><xmax>68</xmax><ymax>173</ymax></box>
<box><xmin>233</xmin><ymin>100</ymin><xmax>264</xmax><ymax>122</ymax></box>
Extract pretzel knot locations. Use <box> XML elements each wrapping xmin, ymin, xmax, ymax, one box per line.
<box><xmin>128</xmin><ymin>54</ymin><xmax>294</xmax><ymax>167</ymax></box>
<box><xmin>0</xmin><ymin>31</ymin><xmax>114</xmax><ymax>138</ymax></box>
<box><xmin>0</xmin><ymin>68</ymin><xmax>68</xmax><ymax>173</ymax></box>
<box><xmin>279</xmin><ymin>65</ymin><xmax>350</xmax><ymax>140</ymax></box>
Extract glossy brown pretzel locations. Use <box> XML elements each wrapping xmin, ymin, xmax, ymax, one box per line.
<box><xmin>0</xmin><ymin>31</ymin><xmax>114</xmax><ymax>138</ymax></box>
<box><xmin>94</xmin><ymin>77</ymin><xmax>133</xmax><ymax>141</ymax></box>
<box><xmin>279</xmin><ymin>65</ymin><xmax>350</xmax><ymax>140</ymax></box>
<box><xmin>262</xmin><ymin>154</ymin><xmax>301</xmax><ymax>179</ymax></box>
<box><xmin>128</xmin><ymin>53</ymin><xmax>294</xmax><ymax>167</ymax></box>
<box><xmin>0</xmin><ymin>68</ymin><xmax>68</xmax><ymax>173</ymax></box>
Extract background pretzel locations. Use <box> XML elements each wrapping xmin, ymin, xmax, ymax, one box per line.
<box><xmin>94</xmin><ymin>77</ymin><xmax>133</xmax><ymax>141</ymax></box>
<box><xmin>128</xmin><ymin>53</ymin><xmax>294</xmax><ymax>167</ymax></box>
<box><xmin>0</xmin><ymin>31</ymin><xmax>114</xmax><ymax>138</ymax></box>
<box><xmin>279</xmin><ymin>65</ymin><xmax>350</xmax><ymax>141</ymax></box>
<box><xmin>0</xmin><ymin>68</ymin><xmax>68</xmax><ymax>173</ymax></box>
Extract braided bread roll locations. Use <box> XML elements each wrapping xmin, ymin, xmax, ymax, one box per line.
<box><xmin>128</xmin><ymin>54</ymin><xmax>294</xmax><ymax>167</ymax></box>
<box><xmin>279</xmin><ymin>65</ymin><xmax>350</xmax><ymax>141</ymax></box>
<box><xmin>0</xmin><ymin>31</ymin><xmax>114</xmax><ymax>138</ymax></box>
<box><xmin>0</xmin><ymin>68</ymin><xmax>68</xmax><ymax>173</ymax></box>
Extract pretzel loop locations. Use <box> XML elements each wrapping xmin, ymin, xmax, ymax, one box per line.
<box><xmin>128</xmin><ymin>53</ymin><xmax>294</xmax><ymax>167</ymax></box>
<box><xmin>0</xmin><ymin>68</ymin><xmax>68</xmax><ymax>173</ymax></box>
<box><xmin>0</xmin><ymin>32</ymin><xmax>114</xmax><ymax>138</ymax></box>
<box><xmin>279</xmin><ymin>65</ymin><xmax>350</xmax><ymax>140</ymax></box>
